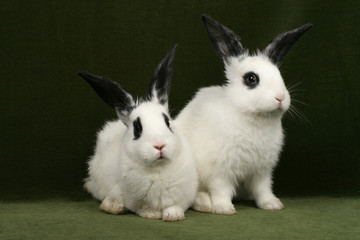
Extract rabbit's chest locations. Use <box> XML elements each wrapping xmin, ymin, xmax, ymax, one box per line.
<box><xmin>225</xmin><ymin>125</ymin><xmax>284</xmax><ymax>176</ymax></box>
<box><xmin>121</xmin><ymin>166</ymin><xmax>179</xmax><ymax>209</ymax></box>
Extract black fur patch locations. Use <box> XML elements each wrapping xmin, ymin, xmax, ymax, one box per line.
<box><xmin>162</xmin><ymin>113</ymin><xmax>172</xmax><ymax>132</ymax></box>
<box><xmin>202</xmin><ymin>14</ymin><xmax>245</xmax><ymax>60</ymax></box>
<box><xmin>148</xmin><ymin>45</ymin><xmax>177</xmax><ymax>105</ymax></box>
<box><xmin>263</xmin><ymin>23</ymin><xmax>313</xmax><ymax>65</ymax></box>
<box><xmin>133</xmin><ymin>117</ymin><xmax>142</xmax><ymax>140</ymax></box>
<box><xmin>78</xmin><ymin>71</ymin><xmax>134</xmax><ymax>116</ymax></box>
<box><xmin>243</xmin><ymin>72</ymin><xmax>260</xmax><ymax>89</ymax></box>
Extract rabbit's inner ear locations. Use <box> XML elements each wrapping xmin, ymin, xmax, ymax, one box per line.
<box><xmin>218</xmin><ymin>41</ymin><xmax>230</xmax><ymax>57</ymax></box>
<box><xmin>116</xmin><ymin>112</ymin><xmax>131</xmax><ymax>127</ymax></box>
<box><xmin>202</xmin><ymin>14</ymin><xmax>244</xmax><ymax>60</ymax></box>
<box><xmin>133</xmin><ymin>117</ymin><xmax>143</xmax><ymax>140</ymax></box>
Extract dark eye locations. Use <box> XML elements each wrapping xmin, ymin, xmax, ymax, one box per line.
<box><xmin>243</xmin><ymin>72</ymin><xmax>260</xmax><ymax>89</ymax></box>
<box><xmin>133</xmin><ymin>117</ymin><xmax>142</xmax><ymax>140</ymax></box>
<box><xmin>162</xmin><ymin>113</ymin><xmax>172</xmax><ymax>132</ymax></box>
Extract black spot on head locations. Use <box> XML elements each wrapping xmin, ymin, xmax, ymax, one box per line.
<box><xmin>162</xmin><ymin>113</ymin><xmax>173</xmax><ymax>132</ymax></box>
<box><xmin>243</xmin><ymin>72</ymin><xmax>260</xmax><ymax>89</ymax></box>
<box><xmin>133</xmin><ymin>117</ymin><xmax>143</xmax><ymax>140</ymax></box>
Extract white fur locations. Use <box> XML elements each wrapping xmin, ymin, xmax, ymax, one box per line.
<box><xmin>176</xmin><ymin>54</ymin><xmax>289</xmax><ymax>214</ymax></box>
<box><xmin>85</xmin><ymin>101</ymin><xmax>198</xmax><ymax>221</ymax></box>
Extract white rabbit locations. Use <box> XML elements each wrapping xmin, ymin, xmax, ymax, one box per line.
<box><xmin>79</xmin><ymin>45</ymin><xmax>198</xmax><ymax>221</ymax></box>
<box><xmin>176</xmin><ymin>15</ymin><xmax>312</xmax><ymax>214</ymax></box>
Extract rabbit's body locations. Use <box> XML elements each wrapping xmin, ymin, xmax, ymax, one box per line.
<box><xmin>177</xmin><ymin>85</ymin><xmax>284</xmax><ymax>183</ymax></box>
<box><xmin>176</xmin><ymin>15</ymin><xmax>312</xmax><ymax>214</ymax></box>
<box><xmin>80</xmin><ymin>45</ymin><xmax>197</xmax><ymax>221</ymax></box>
<box><xmin>85</xmin><ymin>111</ymin><xmax>197</xmax><ymax>220</ymax></box>
<box><xmin>84</xmin><ymin>120</ymin><xmax>125</xmax><ymax>202</ymax></box>
<box><xmin>177</xmin><ymin>78</ymin><xmax>284</xmax><ymax>214</ymax></box>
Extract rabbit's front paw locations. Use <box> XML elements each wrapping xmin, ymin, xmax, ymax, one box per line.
<box><xmin>137</xmin><ymin>209</ymin><xmax>162</xmax><ymax>219</ymax></box>
<box><xmin>257</xmin><ymin>197</ymin><xmax>284</xmax><ymax>210</ymax></box>
<box><xmin>192</xmin><ymin>192</ymin><xmax>212</xmax><ymax>213</ymax></box>
<box><xmin>99</xmin><ymin>197</ymin><xmax>125</xmax><ymax>214</ymax></box>
<box><xmin>212</xmin><ymin>203</ymin><xmax>237</xmax><ymax>215</ymax></box>
<box><xmin>162</xmin><ymin>206</ymin><xmax>185</xmax><ymax>222</ymax></box>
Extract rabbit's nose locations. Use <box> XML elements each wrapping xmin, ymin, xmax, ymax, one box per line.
<box><xmin>154</xmin><ymin>145</ymin><xmax>165</xmax><ymax>151</ymax></box>
<box><xmin>275</xmin><ymin>94</ymin><xmax>284</xmax><ymax>102</ymax></box>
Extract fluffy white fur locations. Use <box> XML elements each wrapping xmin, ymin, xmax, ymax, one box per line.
<box><xmin>176</xmin><ymin>55</ymin><xmax>290</xmax><ymax>214</ymax></box>
<box><xmin>82</xmin><ymin>45</ymin><xmax>198</xmax><ymax>221</ymax></box>
<box><xmin>85</xmin><ymin>101</ymin><xmax>198</xmax><ymax>221</ymax></box>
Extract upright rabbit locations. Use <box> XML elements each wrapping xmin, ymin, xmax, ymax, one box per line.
<box><xmin>79</xmin><ymin>45</ymin><xmax>198</xmax><ymax>221</ymax></box>
<box><xmin>176</xmin><ymin>15</ymin><xmax>312</xmax><ymax>214</ymax></box>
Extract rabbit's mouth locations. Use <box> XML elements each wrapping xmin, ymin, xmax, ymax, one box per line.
<box><xmin>157</xmin><ymin>153</ymin><xmax>169</xmax><ymax>161</ymax></box>
<box><xmin>253</xmin><ymin>108</ymin><xmax>286</xmax><ymax>119</ymax></box>
<box><xmin>272</xmin><ymin>107</ymin><xmax>287</xmax><ymax>115</ymax></box>
<box><xmin>156</xmin><ymin>148</ymin><xmax>171</xmax><ymax>161</ymax></box>
<box><xmin>269</xmin><ymin>102</ymin><xmax>289</xmax><ymax>113</ymax></box>
<box><xmin>275</xmin><ymin>105</ymin><xmax>287</xmax><ymax>113</ymax></box>
<box><xmin>147</xmin><ymin>156</ymin><xmax>169</xmax><ymax>168</ymax></box>
<box><xmin>144</xmin><ymin>156</ymin><xmax>169</xmax><ymax>168</ymax></box>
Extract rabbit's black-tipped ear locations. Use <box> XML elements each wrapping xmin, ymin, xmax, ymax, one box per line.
<box><xmin>263</xmin><ymin>23</ymin><xmax>313</xmax><ymax>65</ymax></box>
<box><xmin>202</xmin><ymin>14</ymin><xmax>245</xmax><ymax>61</ymax></box>
<box><xmin>148</xmin><ymin>44</ymin><xmax>177</xmax><ymax>106</ymax></box>
<box><xmin>78</xmin><ymin>71</ymin><xmax>135</xmax><ymax>122</ymax></box>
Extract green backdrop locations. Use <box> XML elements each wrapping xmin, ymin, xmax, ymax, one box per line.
<box><xmin>1</xmin><ymin>0</ymin><xmax>359</xmax><ymax>199</ymax></box>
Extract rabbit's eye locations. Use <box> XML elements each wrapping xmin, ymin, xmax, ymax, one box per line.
<box><xmin>243</xmin><ymin>72</ymin><xmax>260</xmax><ymax>89</ymax></box>
<box><xmin>133</xmin><ymin>117</ymin><xmax>142</xmax><ymax>140</ymax></box>
<box><xmin>162</xmin><ymin>113</ymin><xmax>173</xmax><ymax>132</ymax></box>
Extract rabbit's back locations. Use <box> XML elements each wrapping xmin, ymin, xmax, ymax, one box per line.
<box><xmin>84</xmin><ymin>120</ymin><xmax>126</xmax><ymax>200</ymax></box>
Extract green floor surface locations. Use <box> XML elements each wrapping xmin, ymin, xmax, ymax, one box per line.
<box><xmin>1</xmin><ymin>197</ymin><xmax>359</xmax><ymax>240</ymax></box>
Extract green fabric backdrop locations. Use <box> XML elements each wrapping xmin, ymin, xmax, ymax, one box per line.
<box><xmin>1</xmin><ymin>0</ymin><xmax>359</xmax><ymax>199</ymax></box>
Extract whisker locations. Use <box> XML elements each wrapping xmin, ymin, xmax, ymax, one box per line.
<box><xmin>289</xmin><ymin>105</ymin><xmax>312</xmax><ymax>125</ymax></box>
<box><xmin>287</xmin><ymin>82</ymin><xmax>307</xmax><ymax>97</ymax></box>
<box><xmin>287</xmin><ymin>81</ymin><xmax>303</xmax><ymax>91</ymax></box>
<box><xmin>289</xmin><ymin>88</ymin><xmax>306</xmax><ymax>94</ymax></box>
<box><xmin>291</xmin><ymin>98</ymin><xmax>307</xmax><ymax>105</ymax></box>
<box><xmin>285</xmin><ymin>107</ymin><xmax>299</xmax><ymax>123</ymax></box>
<box><xmin>286</xmin><ymin>107</ymin><xmax>296</xmax><ymax>120</ymax></box>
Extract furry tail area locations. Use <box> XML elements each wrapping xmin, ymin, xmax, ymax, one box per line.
<box><xmin>83</xmin><ymin>177</ymin><xmax>101</xmax><ymax>200</ymax></box>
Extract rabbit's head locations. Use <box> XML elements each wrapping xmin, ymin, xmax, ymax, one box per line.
<box><xmin>202</xmin><ymin>14</ymin><xmax>312</xmax><ymax>116</ymax></box>
<box><xmin>79</xmin><ymin>45</ymin><xmax>180</xmax><ymax>167</ymax></box>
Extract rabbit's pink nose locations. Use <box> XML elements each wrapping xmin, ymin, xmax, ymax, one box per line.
<box><xmin>154</xmin><ymin>145</ymin><xmax>165</xmax><ymax>151</ymax></box>
<box><xmin>275</xmin><ymin>95</ymin><xmax>284</xmax><ymax>102</ymax></box>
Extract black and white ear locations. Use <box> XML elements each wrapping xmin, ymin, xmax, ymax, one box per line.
<box><xmin>263</xmin><ymin>23</ymin><xmax>313</xmax><ymax>65</ymax></box>
<box><xmin>202</xmin><ymin>14</ymin><xmax>245</xmax><ymax>61</ymax></box>
<box><xmin>148</xmin><ymin>44</ymin><xmax>177</xmax><ymax>106</ymax></box>
<box><xmin>78</xmin><ymin>71</ymin><xmax>135</xmax><ymax>124</ymax></box>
